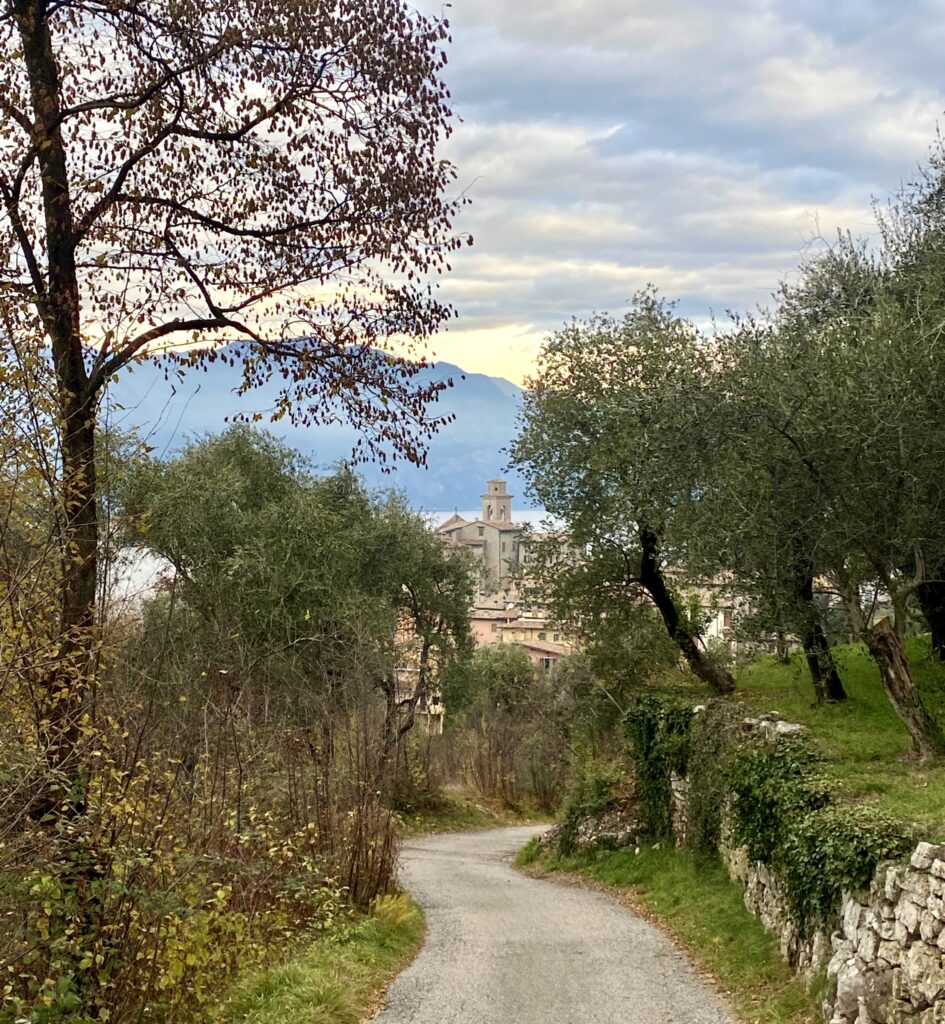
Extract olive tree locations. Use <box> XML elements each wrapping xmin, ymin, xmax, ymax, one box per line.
<box><xmin>511</xmin><ymin>292</ymin><xmax>735</xmax><ymax>694</ymax></box>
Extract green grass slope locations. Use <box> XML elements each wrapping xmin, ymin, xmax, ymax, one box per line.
<box><xmin>738</xmin><ymin>637</ymin><xmax>945</xmax><ymax>836</ymax></box>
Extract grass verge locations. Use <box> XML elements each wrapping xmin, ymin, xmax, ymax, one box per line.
<box><xmin>396</xmin><ymin>786</ymin><xmax>550</xmax><ymax>836</ymax></box>
<box><xmin>737</xmin><ymin>638</ymin><xmax>945</xmax><ymax>837</ymax></box>
<box><xmin>517</xmin><ymin>839</ymin><xmax>822</xmax><ymax>1024</ymax></box>
<box><xmin>211</xmin><ymin>894</ymin><xmax>424</xmax><ymax>1024</ymax></box>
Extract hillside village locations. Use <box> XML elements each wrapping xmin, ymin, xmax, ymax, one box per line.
<box><xmin>8</xmin><ymin>3</ymin><xmax>945</xmax><ymax>1024</ymax></box>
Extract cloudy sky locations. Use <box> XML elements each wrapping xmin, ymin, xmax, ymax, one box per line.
<box><xmin>414</xmin><ymin>0</ymin><xmax>945</xmax><ymax>383</ymax></box>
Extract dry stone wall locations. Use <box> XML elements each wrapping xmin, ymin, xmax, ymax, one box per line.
<box><xmin>667</xmin><ymin>726</ymin><xmax>945</xmax><ymax>1023</ymax></box>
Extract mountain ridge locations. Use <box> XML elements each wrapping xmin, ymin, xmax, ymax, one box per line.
<box><xmin>107</xmin><ymin>350</ymin><xmax>529</xmax><ymax>511</ymax></box>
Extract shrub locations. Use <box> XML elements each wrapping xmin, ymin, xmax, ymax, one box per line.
<box><xmin>623</xmin><ymin>693</ymin><xmax>693</xmax><ymax>838</ymax></box>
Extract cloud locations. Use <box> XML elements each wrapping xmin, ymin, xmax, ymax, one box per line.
<box><xmin>405</xmin><ymin>1</ymin><xmax>945</xmax><ymax>382</ymax></box>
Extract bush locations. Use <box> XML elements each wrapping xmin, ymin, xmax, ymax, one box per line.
<box><xmin>624</xmin><ymin>697</ymin><xmax>915</xmax><ymax>937</ymax></box>
<box><xmin>554</xmin><ymin>732</ymin><xmax>636</xmax><ymax>855</ymax></box>
<box><xmin>623</xmin><ymin>693</ymin><xmax>694</xmax><ymax>838</ymax></box>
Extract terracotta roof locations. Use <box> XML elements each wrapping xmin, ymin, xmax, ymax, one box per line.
<box><xmin>513</xmin><ymin>638</ymin><xmax>569</xmax><ymax>656</ymax></box>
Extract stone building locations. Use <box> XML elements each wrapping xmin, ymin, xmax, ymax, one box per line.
<box><xmin>436</xmin><ymin>479</ymin><xmax>529</xmax><ymax>605</ymax></box>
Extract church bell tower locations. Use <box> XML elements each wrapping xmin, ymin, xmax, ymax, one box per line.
<box><xmin>481</xmin><ymin>479</ymin><xmax>513</xmax><ymax>524</ymax></box>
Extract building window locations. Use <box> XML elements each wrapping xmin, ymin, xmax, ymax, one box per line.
<box><xmin>538</xmin><ymin>632</ymin><xmax>546</xmax><ymax>641</ymax></box>
<box><xmin>502</xmin><ymin>541</ymin><xmax>506</xmax><ymax>552</ymax></box>
<box><xmin>478</xmin><ymin>527</ymin><xmax>484</xmax><ymax>536</ymax></box>
<box><xmin>553</xmin><ymin>632</ymin><xmax>560</xmax><ymax>642</ymax></box>
<box><xmin>722</xmin><ymin>609</ymin><xmax>734</xmax><ymax>631</ymax></box>
<box><xmin>491</xmin><ymin>623</ymin><xmax>497</xmax><ymax>632</ymax></box>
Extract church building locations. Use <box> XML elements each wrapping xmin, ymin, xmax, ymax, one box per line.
<box><xmin>436</xmin><ymin>479</ymin><xmax>528</xmax><ymax>605</ymax></box>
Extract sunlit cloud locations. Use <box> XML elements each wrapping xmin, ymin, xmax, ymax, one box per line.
<box><xmin>410</xmin><ymin>0</ymin><xmax>945</xmax><ymax>383</ymax></box>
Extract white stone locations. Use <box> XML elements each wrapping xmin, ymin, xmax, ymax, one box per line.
<box><xmin>886</xmin><ymin>867</ymin><xmax>905</xmax><ymax>901</ymax></box>
<box><xmin>858</xmin><ymin>929</ymin><xmax>880</xmax><ymax>962</ymax></box>
<box><xmin>879</xmin><ymin>940</ymin><xmax>904</xmax><ymax>967</ymax></box>
<box><xmin>837</xmin><ymin>960</ymin><xmax>868</xmax><ymax>1018</ymax></box>
<box><xmin>845</xmin><ymin>898</ymin><xmax>868</xmax><ymax>940</ymax></box>
<box><xmin>912</xmin><ymin>844</ymin><xmax>945</xmax><ymax>871</ymax></box>
<box><xmin>902</xmin><ymin>941</ymin><xmax>945</xmax><ymax>1005</ymax></box>
<box><xmin>930</xmin><ymin>859</ymin><xmax>945</xmax><ymax>880</ymax></box>
<box><xmin>867</xmin><ymin>910</ymin><xmax>897</xmax><ymax>942</ymax></box>
<box><xmin>920</xmin><ymin>915</ymin><xmax>942</xmax><ymax>945</ymax></box>
<box><xmin>898</xmin><ymin>900</ymin><xmax>922</xmax><ymax>935</ymax></box>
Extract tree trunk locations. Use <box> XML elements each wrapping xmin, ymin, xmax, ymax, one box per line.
<box><xmin>867</xmin><ymin>616</ymin><xmax>942</xmax><ymax>763</ymax></box>
<box><xmin>916</xmin><ymin>579</ymin><xmax>945</xmax><ymax>661</ymax></box>
<box><xmin>15</xmin><ymin>0</ymin><xmax>98</xmax><ymax>801</ymax></box>
<box><xmin>792</xmin><ymin>563</ymin><xmax>846</xmax><ymax>703</ymax></box>
<box><xmin>41</xmin><ymin>395</ymin><xmax>99</xmax><ymax>800</ymax></box>
<box><xmin>638</xmin><ymin>528</ymin><xmax>735</xmax><ymax>694</ymax></box>
<box><xmin>801</xmin><ymin>624</ymin><xmax>847</xmax><ymax>704</ymax></box>
<box><xmin>775</xmin><ymin>629</ymin><xmax>790</xmax><ymax>665</ymax></box>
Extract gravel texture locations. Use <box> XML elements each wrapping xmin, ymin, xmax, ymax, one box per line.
<box><xmin>371</xmin><ymin>825</ymin><xmax>734</xmax><ymax>1024</ymax></box>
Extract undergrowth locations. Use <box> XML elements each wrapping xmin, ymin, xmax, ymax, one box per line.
<box><xmin>396</xmin><ymin>786</ymin><xmax>549</xmax><ymax>836</ymax></box>
<box><xmin>738</xmin><ymin>638</ymin><xmax>945</xmax><ymax>837</ymax></box>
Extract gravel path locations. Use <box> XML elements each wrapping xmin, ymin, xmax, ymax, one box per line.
<box><xmin>372</xmin><ymin>825</ymin><xmax>734</xmax><ymax>1024</ymax></box>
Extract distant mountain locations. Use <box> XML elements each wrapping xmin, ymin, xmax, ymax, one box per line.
<box><xmin>106</xmin><ymin>349</ymin><xmax>532</xmax><ymax>512</ymax></box>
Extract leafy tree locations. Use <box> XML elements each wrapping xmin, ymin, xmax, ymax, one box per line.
<box><xmin>695</xmin><ymin>313</ymin><xmax>848</xmax><ymax>703</ymax></box>
<box><xmin>122</xmin><ymin>426</ymin><xmax>471</xmax><ymax>745</ymax></box>
<box><xmin>724</xmin><ymin>238</ymin><xmax>945</xmax><ymax>757</ymax></box>
<box><xmin>511</xmin><ymin>292</ymin><xmax>735</xmax><ymax>694</ymax></box>
<box><xmin>0</xmin><ymin>0</ymin><xmax>462</xmax><ymax>788</ymax></box>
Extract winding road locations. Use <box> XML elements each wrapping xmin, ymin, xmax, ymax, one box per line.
<box><xmin>372</xmin><ymin>825</ymin><xmax>734</xmax><ymax>1024</ymax></box>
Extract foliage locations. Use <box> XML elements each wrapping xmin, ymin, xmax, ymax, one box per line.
<box><xmin>779</xmin><ymin>806</ymin><xmax>912</xmax><ymax>933</ymax></box>
<box><xmin>623</xmin><ymin>693</ymin><xmax>694</xmax><ymax>838</ymax></box>
<box><xmin>684</xmin><ymin>702</ymin><xmax>743</xmax><ymax>853</ymax></box>
<box><xmin>556</xmin><ymin>748</ymin><xmax>631</xmax><ymax>856</ymax></box>
<box><xmin>442</xmin><ymin>645</ymin><xmax>573</xmax><ymax>811</ymax></box>
<box><xmin>739</xmin><ymin>642</ymin><xmax>945</xmax><ymax>836</ymax></box>
<box><xmin>622</xmin><ymin>692</ymin><xmax>915</xmax><ymax>936</ymax></box>
<box><xmin>0</xmin><ymin>427</ymin><xmax>471</xmax><ymax>1022</ymax></box>
<box><xmin>727</xmin><ymin>741</ymin><xmax>831</xmax><ymax>865</ymax></box>
<box><xmin>510</xmin><ymin>292</ymin><xmax>735</xmax><ymax>693</ymax></box>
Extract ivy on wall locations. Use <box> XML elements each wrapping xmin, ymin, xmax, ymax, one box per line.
<box><xmin>624</xmin><ymin>696</ymin><xmax>914</xmax><ymax>936</ymax></box>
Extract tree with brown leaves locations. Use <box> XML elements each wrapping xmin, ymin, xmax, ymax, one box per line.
<box><xmin>0</xmin><ymin>0</ymin><xmax>464</xmax><ymax>782</ymax></box>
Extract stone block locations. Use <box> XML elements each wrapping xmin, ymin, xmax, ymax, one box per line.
<box><xmin>862</xmin><ymin>966</ymin><xmax>895</xmax><ymax>1019</ymax></box>
<box><xmin>869</xmin><ymin>910</ymin><xmax>898</xmax><ymax>942</ymax></box>
<box><xmin>837</xmin><ymin>960</ymin><xmax>868</xmax><ymax>1019</ymax></box>
<box><xmin>884</xmin><ymin>999</ymin><xmax>919</xmax><ymax>1024</ymax></box>
<box><xmin>903</xmin><ymin>873</ymin><xmax>932</xmax><ymax>902</ymax></box>
<box><xmin>899</xmin><ymin>901</ymin><xmax>923</xmax><ymax>936</ymax></box>
<box><xmin>912</xmin><ymin>844</ymin><xmax>945</xmax><ymax>872</ymax></box>
<box><xmin>845</xmin><ymin>899</ymin><xmax>867</xmax><ymax>939</ymax></box>
<box><xmin>902</xmin><ymin>941</ymin><xmax>945</xmax><ymax>1005</ymax></box>
<box><xmin>887</xmin><ymin>867</ymin><xmax>905</xmax><ymax>901</ymax></box>
<box><xmin>859</xmin><ymin>930</ymin><xmax>880</xmax><ymax>962</ymax></box>
<box><xmin>879</xmin><ymin>940</ymin><xmax>904</xmax><ymax>966</ymax></box>
<box><xmin>920</xmin><ymin>916</ymin><xmax>943</xmax><ymax>945</ymax></box>
<box><xmin>930</xmin><ymin>860</ymin><xmax>945</xmax><ymax>880</ymax></box>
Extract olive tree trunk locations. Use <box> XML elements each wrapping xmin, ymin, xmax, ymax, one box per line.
<box><xmin>842</xmin><ymin>586</ymin><xmax>942</xmax><ymax>763</ymax></box>
<box><xmin>638</xmin><ymin>528</ymin><xmax>735</xmax><ymax>694</ymax></box>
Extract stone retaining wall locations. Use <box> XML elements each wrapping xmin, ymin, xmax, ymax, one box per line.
<box><xmin>667</xmin><ymin>723</ymin><xmax>945</xmax><ymax>1023</ymax></box>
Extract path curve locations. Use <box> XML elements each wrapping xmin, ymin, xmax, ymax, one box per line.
<box><xmin>372</xmin><ymin>825</ymin><xmax>733</xmax><ymax>1024</ymax></box>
